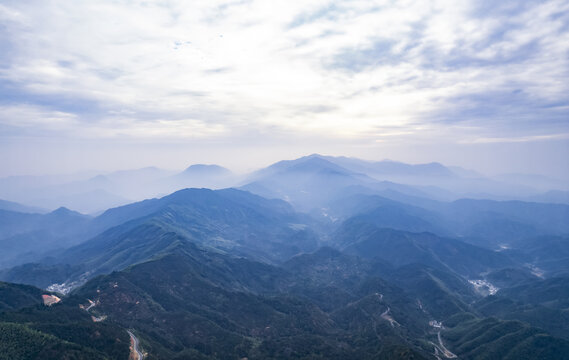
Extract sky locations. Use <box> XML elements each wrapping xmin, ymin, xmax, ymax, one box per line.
<box><xmin>0</xmin><ymin>0</ymin><xmax>568</xmax><ymax>178</ymax></box>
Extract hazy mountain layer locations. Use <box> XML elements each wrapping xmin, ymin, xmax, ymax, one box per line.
<box><xmin>0</xmin><ymin>154</ymin><xmax>568</xmax><ymax>359</ymax></box>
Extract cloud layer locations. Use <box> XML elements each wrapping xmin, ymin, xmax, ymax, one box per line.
<box><xmin>1</xmin><ymin>0</ymin><xmax>568</xmax><ymax>175</ymax></box>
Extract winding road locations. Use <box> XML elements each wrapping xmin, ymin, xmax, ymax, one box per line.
<box><xmin>127</xmin><ymin>330</ymin><xmax>144</xmax><ymax>360</ymax></box>
<box><xmin>437</xmin><ymin>331</ymin><xmax>457</xmax><ymax>358</ymax></box>
<box><xmin>380</xmin><ymin>306</ymin><xmax>399</xmax><ymax>327</ymax></box>
<box><xmin>429</xmin><ymin>331</ymin><xmax>457</xmax><ymax>359</ymax></box>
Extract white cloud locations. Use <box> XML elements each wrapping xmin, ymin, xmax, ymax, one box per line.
<box><xmin>0</xmin><ymin>0</ymin><xmax>567</xmax><ymax>146</ymax></box>
<box><xmin>460</xmin><ymin>133</ymin><xmax>569</xmax><ymax>144</ymax></box>
<box><xmin>0</xmin><ymin>104</ymin><xmax>78</xmax><ymax>129</ymax></box>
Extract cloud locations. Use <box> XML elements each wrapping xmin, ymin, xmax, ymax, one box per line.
<box><xmin>0</xmin><ymin>0</ymin><xmax>567</xmax><ymax>172</ymax></box>
<box><xmin>0</xmin><ymin>104</ymin><xmax>79</xmax><ymax>137</ymax></box>
<box><xmin>459</xmin><ymin>133</ymin><xmax>569</xmax><ymax>144</ymax></box>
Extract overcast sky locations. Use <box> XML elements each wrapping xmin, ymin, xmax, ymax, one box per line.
<box><xmin>1</xmin><ymin>0</ymin><xmax>568</xmax><ymax>178</ymax></box>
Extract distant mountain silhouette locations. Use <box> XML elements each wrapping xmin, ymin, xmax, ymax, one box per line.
<box><xmin>0</xmin><ymin>207</ymin><xmax>91</xmax><ymax>268</ymax></box>
<box><xmin>180</xmin><ymin>163</ymin><xmax>232</xmax><ymax>176</ymax></box>
<box><xmin>0</xmin><ymin>199</ymin><xmax>47</xmax><ymax>214</ymax></box>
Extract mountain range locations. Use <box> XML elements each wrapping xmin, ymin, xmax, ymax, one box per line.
<box><xmin>0</xmin><ymin>154</ymin><xmax>568</xmax><ymax>359</ymax></box>
<box><xmin>2</xmin><ymin>154</ymin><xmax>567</xmax><ymax>215</ymax></box>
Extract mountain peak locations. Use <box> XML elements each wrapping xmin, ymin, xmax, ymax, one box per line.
<box><xmin>264</xmin><ymin>154</ymin><xmax>356</xmax><ymax>176</ymax></box>
<box><xmin>182</xmin><ymin>164</ymin><xmax>231</xmax><ymax>175</ymax></box>
<box><xmin>49</xmin><ymin>206</ymin><xmax>84</xmax><ymax>217</ymax></box>
<box><xmin>51</xmin><ymin>206</ymin><xmax>73</xmax><ymax>213</ymax></box>
<box><xmin>87</xmin><ymin>174</ymin><xmax>112</xmax><ymax>183</ymax></box>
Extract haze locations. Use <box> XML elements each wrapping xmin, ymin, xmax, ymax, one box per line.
<box><xmin>1</xmin><ymin>0</ymin><xmax>568</xmax><ymax>178</ymax></box>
